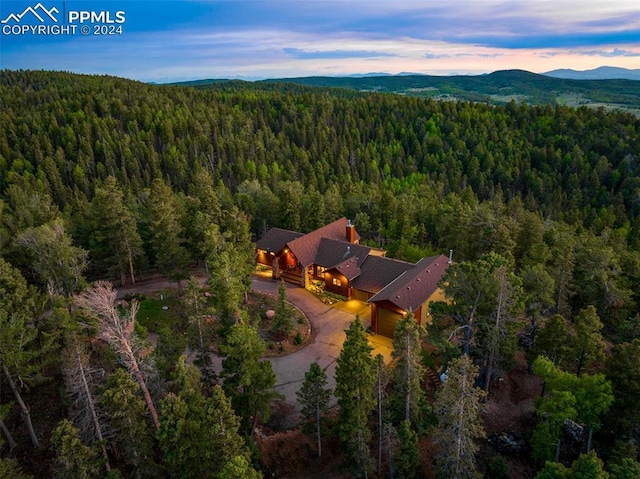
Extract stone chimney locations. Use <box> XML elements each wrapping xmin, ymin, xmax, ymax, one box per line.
<box><xmin>346</xmin><ymin>219</ymin><xmax>356</xmax><ymax>243</ymax></box>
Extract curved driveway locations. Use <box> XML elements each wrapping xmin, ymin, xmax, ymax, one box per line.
<box><xmin>250</xmin><ymin>278</ymin><xmax>393</xmax><ymax>410</ymax></box>
<box><xmin>118</xmin><ymin>274</ymin><xmax>392</xmax><ymax>410</ymax></box>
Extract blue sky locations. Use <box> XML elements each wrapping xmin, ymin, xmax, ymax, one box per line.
<box><xmin>1</xmin><ymin>0</ymin><xmax>639</xmax><ymax>82</ymax></box>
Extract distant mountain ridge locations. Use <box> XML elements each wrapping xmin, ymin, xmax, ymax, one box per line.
<box><xmin>543</xmin><ymin>66</ymin><xmax>640</xmax><ymax>81</ymax></box>
<box><xmin>175</xmin><ymin>69</ymin><xmax>640</xmax><ymax>114</ymax></box>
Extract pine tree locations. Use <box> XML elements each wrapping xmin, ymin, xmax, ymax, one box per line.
<box><xmin>220</xmin><ymin>322</ymin><xmax>279</xmax><ymax>436</ymax></box>
<box><xmin>181</xmin><ymin>276</ymin><xmax>215</xmax><ymax>388</ymax></box>
<box><xmin>530</xmin><ymin>314</ymin><xmax>570</xmax><ymax>367</ymax></box>
<box><xmin>147</xmin><ymin>178</ymin><xmax>190</xmax><ymax>290</ymax></box>
<box><xmin>335</xmin><ymin>316</ymin><xmax>375</xmax><ymax>478</ymax></box>
<box><xmin>88</xmin><ymin>176</ymin><xmax>144</xmax><ymax>285</ymax></box>
<box><xmin>50</xmin><ymin>419</ymin><xmax>103</xmax><ymax>479</ymax></box>
<box><xmin>100</xmin><ymin>369</ymin><xmax>157</xmax><ymax>478</ymax></box>
<box><xmin>433</xmin><ymin>355</ymin><xmax>486</xmax><ymax>479</ymax></box>
<box><xmin>532</xmin><ymin>357</ymin><xmax>613</xmax><ymax>462</ymax></box>
<box><xmin>479</xmin><ymin>265</ymin><xmax>522</xmax><ymax>393</ymax></box>
<box><xmin>157</xmin><ymin>357</ymin><xmax>259</xmax><ymax>478</ymax></box>
<box><xmin>389</xmin><ymin>313</ymin><xmax>428</xmax><ymax>427</ymax></box>
<box><xmin>0</xmin><ymin>458</ymin><xmax>33</xmax><ymax>479</ymax></box>
<box><xmin>375</xmin><ymin>354</ymin><xmax>388</xmax><ymax>478</ymax></box>
<box><xmin>568</xmin><ymin>306</ymin><xmax>606</xmax><ymax>377</ymax></box>
<box><xmin>296</xmin><ymin>362</ymin><xmax>331</xmax><ymax>458</ymax></box>
<box><xmin>272</xmin><ymin>280</ymin><xmax>294</xmax><ymax>338</ymax></box>
<box><xmin>395</xmin><ymin>419</ymin><xmax>420</xmax><ymax>479</ymax></box>
<box><xmin>207</xmin><ymin>249</ymin><xmax>250</xmax><ymax>328</ymax></box>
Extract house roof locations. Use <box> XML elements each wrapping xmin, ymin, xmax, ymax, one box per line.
<box><xmin>314</xmin><ymin>238</ymin><xmax>371</xmax><ymax>269</ymax></box>
<box><xmin>287</xmin><ymin>218</ymin><xmax>359</xmax><ymax>268</ymax></box>
<box><xmin>333</xmin><ymin>256</ymin><xmax>362</xmax><ymax>281</ymax></box>
<box><xmin>368</xmin><ymin>254</ymin><xmax>450</xmax><ymax>312</ymax></box>
<box><xmin>351</xmin><ymin>255</ymin><xmax>415</xmax><ymax>294</ymax></box>
<box><xmin>255</xmin><ymin>227</ymin><xmax>303</xmax><ymax>254</ymax></box>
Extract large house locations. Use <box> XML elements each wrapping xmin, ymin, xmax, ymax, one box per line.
<box><xmin>256</xmin><ymin>218</ymin><xmax>450</xmax><ymax>337</ymax></box>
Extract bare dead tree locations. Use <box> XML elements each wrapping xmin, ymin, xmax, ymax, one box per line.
<box><xmin>75</xmin><ymin>281</ymin><xmax>160</xmax><ymax>430</ymax></box>
<box><xmin>0</xmin><ymin>417</ymin><xmax>17</xmax><ymax>450</ymax></box>
<box><xmin>61</xmin><ymin>333</ymin><xmax>110</xmax><ymax>472</ymax></box>
<box><xmin>1</xmin><ymin>361</ymin><xmax>39</xmax><ymax>448</ymax></box>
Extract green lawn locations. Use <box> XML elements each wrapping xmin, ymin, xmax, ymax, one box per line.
<box><xmin>136</xmin><ymin>291</ymin><xmax>184</xmax><ymax>332</ymax></box>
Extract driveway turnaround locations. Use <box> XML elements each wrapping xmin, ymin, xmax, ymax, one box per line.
<box><xmin>250</xmin><ymin>278</ymin><xmax>393</xmax><ymax>410</ymax></box>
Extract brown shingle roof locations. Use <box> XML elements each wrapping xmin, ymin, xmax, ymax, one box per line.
<box><xmin>351</xmin><ymin>255</ymin><xmax>415</xmax><ymax>294</ymax></box>
<box><xmin>368</xmin><ymin>254</ymin><xmax>450</xmax><ymax>312</ymax></box>
<box><xmin>255</xmin><ymin>227</ymin><xmax>303</xmax><ymax>254</ymax></box>
<box><xmin>333</xmin><ymin>257</ymin><xmax>362</xmax><ymax>281</ymax></box>
<box><xmin>287</xmin><ymin>218</ymin><xmax>359</xmax><ymax>268</ymax></box>
<box><xmin>314</xmin><ymin>238</ymin><xmax>371</xmax><ymax>269</ymax></box>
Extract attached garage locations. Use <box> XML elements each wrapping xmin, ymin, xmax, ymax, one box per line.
<box><xmin>375</xmin><ymin>304</ymin><xmax>404</xmax><ymax>338</ymax></box>
<box><xmin>368</xmin><ymin>255</ymin><xmax>451</xmax><ymax>338</ymax></box>
<box><xmin>351</xmin><ymin>288</ymin><xmax>371</xmax><ymax>302</ymax></box>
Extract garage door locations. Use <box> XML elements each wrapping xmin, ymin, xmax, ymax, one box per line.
<box><xmin>352</xmin><ymin>288</ymin><xmax>370</xmax><ymax>302</ymax></box>
<box><xmin>377</xmin><ymin>307</ymin><xmax>402</xmax><ymax>338</ymax></box>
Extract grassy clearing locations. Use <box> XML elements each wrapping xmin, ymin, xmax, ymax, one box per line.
<box><xmin>135</xmin><ymin>291</ymin><xmax>184</xmax><ymax>332</ymax></box>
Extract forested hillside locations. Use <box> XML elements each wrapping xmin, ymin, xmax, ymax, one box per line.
<box><xmin>1</xmin><ymin>69</ymin><xmax>640</xmax><ymax>478</ymax></box>
<box><xmin>179</xmin><ymin>69</ymin><xmax>640</xmax><ymax>112</ymax></box>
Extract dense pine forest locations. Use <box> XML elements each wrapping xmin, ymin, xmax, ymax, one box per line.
<box><xmin>1</xmin><ymin>69</ymin><xmax>640</xmax><ymax>478</ymax></box>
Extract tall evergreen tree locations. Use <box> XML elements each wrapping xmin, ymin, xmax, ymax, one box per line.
<box><xmin>335</xmin><ymin>316</ymin><xmax>376</xmax><ymax>478</ymax></box>
<box><xmin>100</xmin><ymin>369</ymin><xmax>157</xmax><ymax>479</ymax></box>
<box><xmin>395</xmin><ymin>419</ymin><xmax>420</xmax><ymax>479</ymax></box>
<box><xmin>433</xmin><ymin>355</ymin><xmax>486</xmax><ymax>479</ymax></box>
<box><xmin>296</xmin><ymin>362</ymin><xmax>331</xmax><ymax>458</ymax></box>
<box><xmin>158</xmin><ymin>358</ymin><xmax>260</xmax><ymax>479</ymax></box>
<box><xmin>220</xmin><ymin>322</ymin><xmax>278</xmax><ymax>436</ymax></box>
<box><xmin>272</xmin><ymin>280</ymin><xmax>294</xmax><ymax>338</ymax></box>
<box><xmin>568</xmin><ymin>306</ymin><xmax>606</xmax><ymax>377</ymax></box>
<box><xmin>50</xmin><ymin>419</ymin><xmax>103</xmax><ymax>479</ymax></box>
<box><xmin>389</xmin><ymin>313</ymin><xmax>428</xmax><ymax>428</ymax></box>
<box><xmin>181</xmin><ymin>275</ymin><xmax>215</xmax><ymax>388</ymax></box>
<box><xmin>531</xmin><ymin>357</ymin><xmax>613</xmax><ymax>462</ymax></box>
<box><xmin>147</xmin><ymin>178</ymin><xmax>190</xmax><ymax>290</ymax></box>
<box><xmin>604</xmin><ymin>339</ymin><xmax>640</xmax><ymax>439</ymax></box>
<box><xmin>88</xmin><ymin>176</ymin><xmax>144</xmax><ymax>285</ymax></box>
<box><xmin>529</xmin><ymin>314</ymin><xmax>571</xmax><ymax>367</ymax></box>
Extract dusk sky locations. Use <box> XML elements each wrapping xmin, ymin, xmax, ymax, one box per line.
<box><xmin>1</xmin><ymin>0</ymin><xmax>639</xmax><ymax>82</ymax></box>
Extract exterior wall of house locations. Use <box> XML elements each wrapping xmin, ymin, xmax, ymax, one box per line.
<box><xmin>324</xmin><ymin>270</ymin><xmax>350</xmax><ymax>298</ymax></box>
<box><xmin>256</xmin><ymin>249</ymin><xmax>272</xmax><ymax>267</ymax></box>
<box><xmin>422</xmin><ymin>289</ymin><xmax>446</xmax><ymax>326</ymax></box>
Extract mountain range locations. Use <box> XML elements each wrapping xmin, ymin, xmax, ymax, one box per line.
<box><xmin>543</xmin><ymin>66</ymin><xmax>640</xmax><ymax>81</ymax></box>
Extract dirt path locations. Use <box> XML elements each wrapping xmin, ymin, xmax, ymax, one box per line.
<box><xmin>115</xmin><ymin>272</ymin><xmax>207</xmax><ymax>298</ymax></box>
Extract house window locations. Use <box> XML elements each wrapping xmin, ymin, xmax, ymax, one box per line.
<box><xmin>317</xmin><ymin>266</ymin><xmax>326</xmax><ymax>278</ymax></box>
<box><xmin>332</xmin><ymin>277</ymin><xmax>342</xmax><ymax>287</ymax></box>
